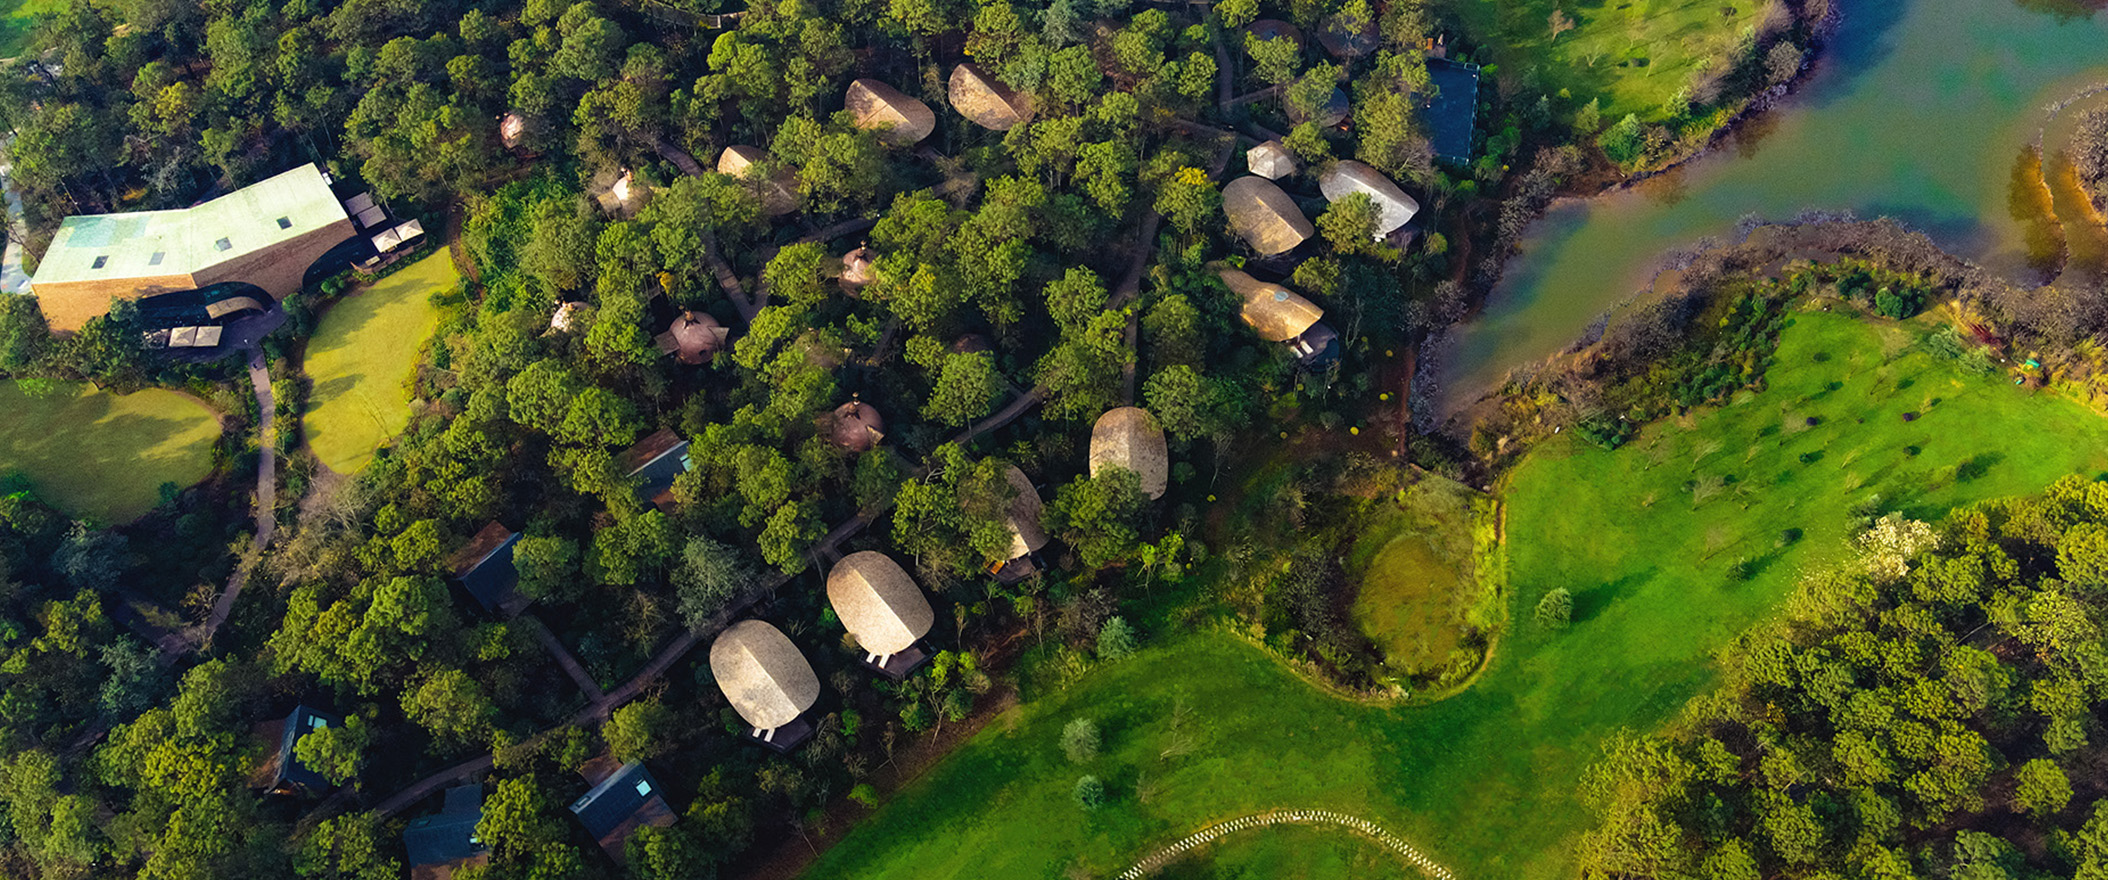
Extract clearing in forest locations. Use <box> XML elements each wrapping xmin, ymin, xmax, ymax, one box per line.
<box><xmin>802</xmin><ymin>309</ymin><xmax>2108</xmax><ymax>880</ymax></box>
<box><xmin>0</xmin><ymin>0</ymin><xmax>62</xmax><ymax>59</ymax></box>
<box><xmin>0</xmin><ymin>382</ymin><xmax>218</xmax><ymax>523</ymax></box>
<box><xmin>303</xmin><ymin>251</ymin><xmax>455</xmax><ymax>473</ymax></box>
<box><xmin>1451</xmin><ymin>0</ymin><xmax>1772</xmax><ymax>120</ymax></box>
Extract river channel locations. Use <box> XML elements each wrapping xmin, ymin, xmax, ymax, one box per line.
<box><xmin>1434</xmin><ymin>0</ymin><xmax>2108</xmax><ymax>412</ymax></box>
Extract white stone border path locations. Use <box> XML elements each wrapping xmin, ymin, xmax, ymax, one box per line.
<box><xmin>1115</xmin><ymin>808</ymin><xmax>1453</xmax><ymax>880</ymax></box>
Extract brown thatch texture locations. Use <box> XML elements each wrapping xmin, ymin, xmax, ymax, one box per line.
<box><xmin>1247</xmin><ymin>19</ymin><xmax>1302</xmax><ymax>46</ymax></box>
<box><xmin>845</xmin><ymin>79</ymin><xmax>936</xmax><ymax>146</ymax></box>
<box><xmin>1318</xmin><ymin>160</ymin><xmax>1420</xmax><ymax>237</ymax></box>
<box><xmin>839</xmin><ymin>246</ymin><xmax>875</xmax><ymax>288</ymax></box>
<box><xmin>1000</xmin><ymin>465</ymin><xmax>1049</xmax><ymax>560</ymax></box>
<box><xmin>1217</xmin><ymin>266</ymin><xmax>1323</xmax><ymax>342</ymax></box>
<box><xmin>1089</xmin><ymin>407</ymin><xmax>1169</xmax><ymax>500</ymax></box>
<box><xmin>948</xmin><ymin>63</ymin><xmax>1035</xmax><ymax>131</ymax></box>
<box><xmin>709</xmin><ymin>620</ymin><xmax>820</xmax><ymax>730</ymax></box>
<box><xmin>666</xmin><ymin>312</ymin><xmax>727</xmax><ymax>364</ymax></box>
<box><xmin>1222</xmin><ymin>176</ymin><xmax>1313</xmax><ymax>256</ymax></box>
<box><xmin>830</xmin><ymin>400</ymin><xmax>885</xmax><ymax>451</ymax></box>
<box><xmin>716</xmin><ymin>145</ymin><xmax>799</xmax><ymax>217</ymax></box>
<box><xmin>1246</xmin><ymin>140</ymin><xmax>1296</xmax><ymax>180</ymax></box>
<box><xmin>826</xmin><ymin>551</ymin><xmax>934</xmax><ymax>654</ymax></box>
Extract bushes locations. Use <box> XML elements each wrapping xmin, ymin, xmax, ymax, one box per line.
<box><xmin>1534</xmin><ymin>588</ymin><xmax>1572</xmax><ymax>630</ymax></box>
<box><xmin>1060</xmin><ymin>718</ymin><xmax>1100</xmax><ymax>763</ymax></box>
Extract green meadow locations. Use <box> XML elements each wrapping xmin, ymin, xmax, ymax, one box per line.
<box><xmin>302</xmin><ymin>252</ymin><xmax>455</xmax><ymax>473</ymax></box>
<box><xmin>0</xmin><ymin>382</ymin><xmax>218</xmax><ymax>523</ymax></box>
<box><xmin>803</xmin><ymin>309</ymin><xmax>2108</xmax><ymax>880</ymax></box>
<box><xmin>1452</xmin><ymin>0</ymin><xmax>1771</xmax><ymax>120</ymax></box>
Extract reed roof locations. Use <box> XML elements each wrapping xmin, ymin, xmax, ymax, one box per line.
<box><xmin>709</xmin><ymin>621</ymin><xmax>820</xmax><ymax>730</ymax></box>
<box><xmin>846</xmin><ymin>79</ymin><xmax>936</xmax><ymax>146</ymax></box>
<box><xmin>1222</xmin><ymin>176</ymin><xmax>1313</xmax><ymax>256</ymax></box>
<box><xmin>826</xmin><ymin>551</ymin><xmax>934</xmax><ymax>655</ymax></box>
<box><xmin>1318</xmin><ymin>160</ymin><xmax>1420</xmax><ymax>237</ymax></box>
<box><xmin>1089</xmin><ymin>407</ymin><xmax>1169</xmax><ymax>500</ymax></box>
<box><xmin>1217</xmin><ymin>266</ymin><xmax>1323</xmax><ymax>342</ymax></box>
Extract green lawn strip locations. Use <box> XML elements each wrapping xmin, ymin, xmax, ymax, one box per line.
<box><xmin>1451</xmin><ymin>0</ymin><xmax>1762</xmax><ymax>120</ymax></box>
<box><xmin>1156</xmin><ymin>822</ymin><xmax>1415</xmax><ymax>879</ymax></box>
<box><xmin>302</xmin><ymin>252</ymin><xmax>456</xmax><ymax>473</ymax></box>
<box><xmin>806</xmin><ymin>309</ymin><xmax>2108</xmax><ymax>880</ymax></box>
<box><xmin>0</xmin><ymin>382</ymin><xmax>218</xmax><ymax>523</ymax></box>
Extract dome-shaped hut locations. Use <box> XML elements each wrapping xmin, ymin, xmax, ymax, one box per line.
<box><xmin>999</xmin><ymin>464</ymin><xmax>1049</xmax><ymax>563</ymax></box>
<box><xmin>1247</xmin><ymin>19</ymin><xmax>1303</xmax><ymax>47</ymax></box>
<box><xmin>1318</xmin><ymin>160</ymin><xmax>1420</xmax><ymax>239</ymax></box>
<box><xmin>830</xmin><ymin>399</ymin><xmax>885</xmax><ymax>452</ymax></box>
<box><xmin>716</xmin><ymin>145</ymin><xmax>799</xmax><ymax>217</ymax></box>
<box><xmin>709</xmin><ymin>620</ymin><xmax>820</xmax><ymax>741</ymax></box>
<box><xmin>845</xmin><ymin>79</ymin><xmax>936</xmax><ymax>146</ymax></box>
<box><xmin>839</xmin><ymin>245</ymin><xmax>876</xmax><ymax>291</ymax></box>
<box><xmin>658</xmin><ymin>311</ymin><xmax>728</xmax><ymax>365</ymax></box>
<box><xmin>1223</xmin><ymin>176</ymin><xmax>1314</xmax><ymax>256</ymax></box>
<box><xmin>826</xmin><ymin>551</ymin><xmax>934</xmax><ymax>665</ymax></box>
<box><xmin>1216</xmin><ymin>267</ymin><xmax>1323</xmax><ymax>342</ymax></box>
<box><xmin>949</xmin><ymin>63</ymin><xmax>1036</xmax><ymax>131</ymax></box>
<box><xmin>1089</xmin><ymin>407</ymin><xmax>1169</xmax><ymax>500</ymax></box>
<box><xmin>499</xmin><ymin>112</ymin><xmax>528</xmax><ymax>149</ymax></box>
<box><xmin>1247</xmin><ymin>139</ymin><xmax>1297</xmax><ymax>180</ymax></box>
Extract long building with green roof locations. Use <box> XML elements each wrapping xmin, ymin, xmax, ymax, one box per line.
<box><xmin>29</xmin><ymin>163</ymin><xmax>355</xmax><ymax>332</ymax></box>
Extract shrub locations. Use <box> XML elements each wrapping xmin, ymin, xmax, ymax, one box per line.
<box><xmin>1072</xmin><ymin>775</ymin><xmax>1105</xmax><ymax>809</ymax></box>
<box><xmin>1061</xmin><ymin>718</ymin><xmax>1100</xmax><ymax>763</ymax></box>
<box><xmin>849</xmin><ymin>783</ymin><xmax>880</xmax><ymax>808</ymax></box>
<box><xmin>1598</xmin><ymin>114</ymin><xmax>1647</xmax><ymax>166</ymax></box>
<box><xmin>1535</xmin><ymin>588</ymin><xmax>1574</xmax><ymax>629</ymax></box>
<box><xmin>1097</xmin><ymin>616</ymin><xmax>1138</xmax><ymax>661</ymax></box>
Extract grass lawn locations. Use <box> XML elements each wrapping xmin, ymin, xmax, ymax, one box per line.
<box><xmin>1157</xmin><ymin>824</ymin><xmax>1414</xmax><ymax>879</ymax></box>
<box><xmin>1347</xmin><ymin>476</ymin><xmax>1491</xmax><ymax>675</ymax></box>
<box><xmin>1451</xmin><ymin>0</ymin><xmax>1766</xmax><ymax>120</ymax></box>
<box><xmin>303</xmin><ymin>252</ymin><xmax>455</xmax><ymax>473</ymax></box>
<box><xmin>803</xmin><ymin>308</ymin><xmax>2108</xmax><ymax>880</ymax></box>
<box><xmin>0</xmin><ymin>0</ymin><xmax>62</xmax><ymax>58</ymax></box>
<box><xmin>0</xmin><ymin>382</ymin><xmax>218</xmax><ymax>523</ymax></box>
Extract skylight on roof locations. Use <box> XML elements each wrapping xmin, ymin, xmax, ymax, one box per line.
<box><xmin>91</xmin><ymin>255</ymin><xmax>108</xmax><ymax>269</ymax></box>
<box><xmin>149</xmin><ymin>252</ymin><xmax>165</xmax><ymax>266</ymax></box>
<box><xmin>634</xmin><ymin>779</ymin><xmax>652</xmax><ymax>796</ymax></box>
<box><xmin>276</xmin><ymin>216</ymin><xmax>292</xmax><ymax>229</ymax></box>
<box><xmin>215</xmin><ymin>238</ymin><xmax>232</xmax><ymax>251</ymax></box>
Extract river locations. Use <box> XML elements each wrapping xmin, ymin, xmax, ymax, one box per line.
<box><xmin>1433</xmin><ymin>0</ymin><xmax>2108</xmax><ymax>412</ymax></box>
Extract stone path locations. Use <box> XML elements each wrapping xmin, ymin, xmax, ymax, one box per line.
<box><xmin>188</xmin><ymin>348</ymin><xmax>276</xmax><ymax>650</ymax></box>
<box><xmin>1115</xmin><ymin>809</ymin><xmax>1452</xmax><ymax>880</ymax></box>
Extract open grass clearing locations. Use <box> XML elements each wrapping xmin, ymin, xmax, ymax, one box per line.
<box><xmin>1346</xmin><ymin>476</ymin><xmax>1492</xmax><ymax>676</ymax></box>
<box><xmin>302</xmin><ymin>252</ymin><xmax>455</xmax><ymax>473</ymax></box>
<box><xmin>0</xmin><ymin>0</ymin><xmax>61</xmax><ymax>59</ymax></box>
<box><xmin>1451</xmin><ymin>0</ymin><xmax>1770</xmax><ymax>121</ymax></box>
<box><xmin>802</xmin><ymin>308</ymin><xmax>2108</xmax><ymax>880</ymax></box>
<box><xmin>1156</xmin><ymin>823</ymin><xmax>1415</xmax><ymax>880</ymax></box>
<box><xmin>0</xmin><ymin>382</ymin><xmax>219</xmax><ymax>523</ymax></box>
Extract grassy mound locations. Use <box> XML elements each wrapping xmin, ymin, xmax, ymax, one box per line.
<box><xmin>0</xmin><ymin>382</ymin><xmax>218</xmax><ymax>523</ymax></box>
<box><xmin>806</xmin><ymin>310</ymin><xmax>2108</xmax><ymax>880</ymax></box>
<box><xmin>1347</xmin><ymin>476</ymin><xmax>1497</xmax><ymax>679</ymax></box>
<box><xmin>303</xmin><ymin>252</ymin><xmax>455</xmax><ymax>473</ymax></box>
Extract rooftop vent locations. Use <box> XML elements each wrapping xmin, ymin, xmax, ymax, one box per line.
<box><xmin>214</xmin><ymin>238</ymin><xmax>232</xmax><ymax>252</ymax></box>
<box><xmin>90</xmin><ymin>255</ymin><xmax>108</xmax><ymax>269</ymax></box>
<box><xmin>276</xmin><ymin>216</ymin><xmax>292</xmax><ymax>229</ymax></box>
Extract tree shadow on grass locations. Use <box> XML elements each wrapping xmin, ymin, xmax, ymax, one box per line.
<box><xmin>1571</xmin><ymin>569</ymin><xmax>1656</xmax><ymax>624</ymax></box>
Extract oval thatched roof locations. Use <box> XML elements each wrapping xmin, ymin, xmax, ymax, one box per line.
<box><xmin>826</xmin><ymin>551</ymin><xmax>933</xmax><ymax>655</ymax></box>
<box><xmin>1222</xmin><ymin>176</ymin><xmax>1313</xmax><ymax>256</ymax></box>
<box><xmin>831</xmin><ymin>400</ymin><xmax>885</xmax><ymax>451</ymax></box>
<box><xmin>1246</xmin><ymin>140</ymin><xmax>1296</xmax><ymax>180</ymax></box>
<box><xmin>1316</xmin><ymin>14</ymin><xmax>1376</xmax><ymax>58</ymax></box>
<box><xmin>1318</xmin><ymin>160</ymin><xmax>1420</xmax><ymax>237</ymax></box>
<box><xmin>846</xmin><ymin>79</ymin><xmax>936</xmax><ymax>146</ymax></box>
<box><xmin>716</xmin><ymin>145</ymin><xmax>798</xmax><ymax>216</ymax></box>
<box><xmin>709</xmin><ymin>620</ymin><xmax>820</xmax><ymax>730</ymax></box>
<box><xmin>667</xmin><ymin>311</ymin><xmax>727</xmax><ymax>364</ymax></box>
<box><xmin>949</xmin><ymin>63</ymin><xmax>1035</xmax><ymax>131</ymax></box>
<box><xmin>1089</xmin><ymin>407</ymin><xmax>1169</xmax><ymax>500</ymax></box>
<box><xmin>1247</xmin><ymin>19</ymin><xmax>1303</xmax><ymax>46</ymax></box>
<box><xmin>1217</xmin><ymin>266</ymin><xmax>1323</xmax><ymax>342</ymax></box>
<box><xmin>1001</xmin><ymin>464</ymin><xmax>1049</xmax><ymax>560</ymax></box>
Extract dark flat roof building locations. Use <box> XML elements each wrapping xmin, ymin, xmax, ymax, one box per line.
<box><xmin>404</xmin><ymin>785</ymin><xmax>489</xmax><ymax>880</ymax></box>
<box><xmin>1424</xmin><ymin>58</ymin><xmax>1482</xmax><ymax>164</ymax></box>
<box><xmin>569</xmin><ymin>757</ymin><xmax>676</xmax><ymax>861</ymax></box>
<box><xmin>449</xmin><ymin>522</ymin><xmax>528</xmax><ymax>617</ymax></box>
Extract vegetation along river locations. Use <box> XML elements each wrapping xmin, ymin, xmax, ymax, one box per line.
<box><xmin>1435</xmin><ymin>0</ymin><xmax>2108</xmax><ymax>411</ymax></box>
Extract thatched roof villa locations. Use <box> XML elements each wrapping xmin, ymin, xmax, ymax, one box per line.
<box><xmin>1089</xmin><ymin>407</ymin><xmax>1169</xmax><ymax>500</ymax></box>
<box><xmin>1317</xmin><ymin>160</ymin><xmax>1420</xmax><ymax>239</ymax></box>
<box><xmin>654</xmin><ymin>311</ymin><xmax>729</xmax><ymax>365</ymax></box>
<box><xmin>846</xmin><ymin>79</ymin><xmax>936</xmax><ymax>146</ymax></box>
<box><xmin>1223</xmin><ymin>176</ymin><xmax>1313</xmax><ymax>256</ymax></box>
<box><xmin>949</xmin><ymin>63</ymin><xmax>1035</xmax><ymax>131</ymax></box>
<box><xmin>1216</xmin><ymin>266</ymin><xmax>1340</xmax><ymax>365</ymax></box>
<box><xmin>829</xmin><ymin>398</ymin><xmax>885</xmax><ymax>452</ymax></box>
<box><xmin>716</xmin><ymin>145</ymin><xmax>800</xmax><ymax>217</ymax></box>
<box><xmin>710</xmin><ymin>620</ymin><xmax>822</xmax><ymax>749</ymax></box>
<box><xmin>1246</xmin><ymin>140</ymin><xmax>1296</xmax><ymax>180</ymax></box>
<box><xmin>827</xmin><ymin>551</ymin><xmax>935</xmax><ymax>677</ymax></box>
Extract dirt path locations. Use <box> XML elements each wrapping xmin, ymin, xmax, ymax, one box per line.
<box><xmin>523</xmin><ymin>614</ymin><xmax>605</xmax><ymax>704</ymax></box>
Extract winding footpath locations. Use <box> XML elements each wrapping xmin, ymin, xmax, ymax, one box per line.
<box><xmin>1115</xmin><ymin>809</ymin><xmax>1452</xmax><ymax>880</ymax></box>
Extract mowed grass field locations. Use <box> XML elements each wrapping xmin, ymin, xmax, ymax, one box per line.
<box><xmin>0</xmin><ymin>0</ymin><xmax>62</xmax><ymax>58</ymax></box>
<box><xmin>0</xmin><ymin>383</ymin><xmax>218</xmax><ymax>523</ymax></box>
<box><xmin>1157</xmin><ymin>824</ymin><xmax>1415</xmax><ymax>879</ymax></box>
<box><xmin>1452</xmin><ymin>0</ymin><xmax>1771</xmax><ymax>120</ymax></box>
<box><xmin>802</xmin><ymin>309</ymin><xmax>2108</xmax><ymax>880</ymax></box>
<box><xmin>303</xmin><ymin>252</ymin><xmax>454</xmax><ymax>473</ymax></box>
